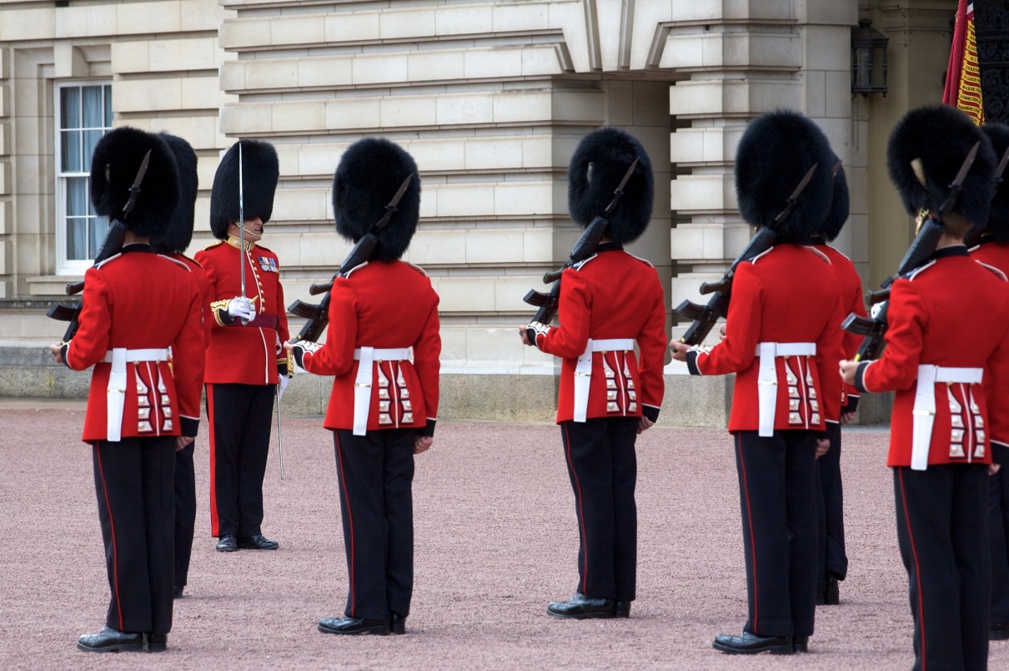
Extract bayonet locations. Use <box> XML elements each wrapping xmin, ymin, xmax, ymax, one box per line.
<box><xmin>121</xmin><ymin>149</ymin><xmax>152</xmax><ymax>220</ymax></box>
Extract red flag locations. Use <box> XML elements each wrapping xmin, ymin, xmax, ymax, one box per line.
<box><xmin>944</xmin><ymin>1</ymin><xmax>984</xmax><ymax>124</ymax></box>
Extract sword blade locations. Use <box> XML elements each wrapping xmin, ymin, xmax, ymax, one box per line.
<box><xmin>276</xmin><ymin>387</ymin><xmax>284</xmax><ymax>480</ymax></box>
<box><xmin>238</xmin><ymin>142</ymin><xmax>246</xmax><ymax>298</ymax></box>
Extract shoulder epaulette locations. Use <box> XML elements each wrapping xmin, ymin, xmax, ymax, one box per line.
<box><xmin>975</xmin><ymin>259</ymin><xmax>1009</xmax><ymax>281</ymax></box>
<box><xmin>572</xmin><ymin>254</ymin><xmax>598</xmax><ymax>271</ymax></box>
<box><xmin>93</xmin><ymin>253</ymin><xmax>124</xmax><ymax>270</ymax></box>
<box><xmin>806</xmin><ymin>246</ymin><xmax>831</xmax><ymax>264</ymax></box>
<box><xmin>255</xmin><ymin>244</ymin><xmax>274</xmax><ymax>254</ymax></box>
<box><xmin>906</xmin><ymin>260</ymin><xmax>937</xmax><ymax>281</ymax></box>
<box><xmin>749</xmin><ymin>247</ymin><xmax>774</xmax><ymax>265</ymax></box>
<box><xmin>158</xmin><ymin>254</ymin><xmax>192</xmax><ymax>273</ymax></box>
<box><xmin>342</xmin><ymin>261</ymin><xmax>369</xmax><ymax>279</ymax></box>
<box><xmin>201</xmin><ymin>240</ymin><xmax>224</xmax><ymax>251</ymax></box>
<box><xmin>404</xmin><ymin>261</ymin><xmax>429</xmax><ymax>278</ymax></box>
<box><xmin>625</xmin><ymin>252</ymin><xmax>655</xmax><ymax>268</ymax></box>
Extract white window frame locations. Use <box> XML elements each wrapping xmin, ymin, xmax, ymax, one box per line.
<box><xmin>55</xmin><ymin>80</ymin><xmax>113</xmax><ymax>275</ymax></box>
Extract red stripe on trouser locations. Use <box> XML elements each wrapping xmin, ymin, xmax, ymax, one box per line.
<box><xmin>95</xmin><ymin>443</ymin><xmax>124</xmax><ymax>630</ymax></box>
<box><xmin>562</xmin><ymin>423</ymin><xmax>590</xmax><ymax>594</ymax></box>
<box><xmin>206</xmin><ymin>384</ymin><xmax>220</xmax><ymax>537</ymax></box>
<box><xmin>898</xmin><ymin>468</ymin><xmax>927</xmax><ymax>671</ymax></box>
<box><xmin>737</xmin><ymin>433</ymin><xmax>759</xmax><ymax>631</ymax></box>
<box><xmin>335</xmin><ymin>433</ymin><xmax>357</xmax><ymax>616</ymax></box>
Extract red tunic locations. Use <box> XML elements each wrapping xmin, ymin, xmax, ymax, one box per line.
<box><xmin>65</xmin><ymin>246</ymin><xmax>205</xmax><ymax>442</ymax></box>
<box><xmin>534</xmin><ymin>245</ymin><xmax>666</xmax><ymax>424</ymax></box>
<box><xmin>299</xmin><ymin>260</ymin><xmax>440</xmax><ymax>433</ymax></box>
<box><xmin>687</xmin><ymin>243</ymin><xmax>844</xmax><ymax>433</ymax></box>
<box><xmin>971</xmin><ymin>238</ymin><xmax>1009</xmax><ymax>448</ymax></box>
<box><xmin>857</xmin><ymin>247</ymin><xmax>1009</xmax><ymax>467</ymax></box>
<box><xmin>164</xmin><ymin>252</ymin><xmax>213</xmax><ymax>348</ymax></box>
<box><xmin>812</xmin><ymin>243</ymin><xmax>867</xmax><ymax>419</ymax></box>
<box><xmin>194</xmin><ymin>238</ymin><xmax>290</xmax><ymax>385</ymax></box>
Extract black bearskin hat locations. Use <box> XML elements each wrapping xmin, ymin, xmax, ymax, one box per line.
<box><xmin>982</xmin><ymin>122</ymin><xmax>1009</xmax><ymax>242</ymax></box>
<box><xmin>209</xmin><ymin>139</ymin><xmax>279</xmax><ymax>240</ymax></box>
<box><xmin>151</xmin><ymin>133</ymin><xmax>198</xmax><ymax>254</ymax></box>
<box><xmin>887</xmin><ymin>104</ymin><xmax>996</xmax><ymax>229</ymax></box>
<box><xmin>333</xmin><ymin>137</ymin><xmax>421</xmax><ymax>261</ymax></box>
<box><xmin>89</xmin><ymin>126</ymin><xmax>179</xmax><ymax>238</ymax></box>
<box><xmin>819</xmin><ymin>156</ymin><xmax>850</xmax><ymax>242</ymax></box>
<box><xmin>568</xmin><ymin>127</ymin><xmax>653</xmax><ymax>244</ymax></box>
<box><xmin>735</xmin><ymin>110</ymin><xmax>834</xmax><ymax>240</ymax></box>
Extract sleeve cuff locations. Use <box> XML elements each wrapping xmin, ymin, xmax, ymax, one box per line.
<box><xmin>417</xmin><ymin>418</ymin><xmax>436</xmax><ymax>437</ymax></box>
<box><xmin>842</xmin><ymin>395</ymin><xmax>859</xmax><ymax>414</ymax></box>
<box><xmin>685</xmin><ymin>349</ymin><xmax>702</xmax><ymax>376</ymax></box>
<box><xmin>60</xmin><ymin>342</ymin><xmax>71</xmax><ymax>369</ymax></box>
<box><xmin>180</xmin><ymin>415</ymin><xmax>200</xmax><ymax>438</ymax></box>
<box><xmin>854</xmin><ymin>362</ymin><xmax>871</xmax><ymax>394</ymax></box>
<box><xmin>642</xmin><ymin>405</ymin><xmax>660</xmax><ymax>423</ymax></box>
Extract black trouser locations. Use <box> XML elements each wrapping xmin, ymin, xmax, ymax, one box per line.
<box><xmin>206</xmin><ymin>383</ymin><xmax>274</xmax><ymax>537</ymax></box>
<box><xmin>333</xmin><ymin>428</ymin><xmax>416</xmax><ymax>621</ymax></box>
<box><xmin>733</xmin><ymin>430</ymin><xmax>818</xmax><ymax>638</ymax></box>
<box><xmin>991</xmin><ymin>443</ymin><xmax>1009</xmax><ymax>625</ymax></box>
<box><xmin>92</xmin><ymin>437</ymin><xmax>175</xmax><ymax>635</ymax></box>
<box><xmin>174</xmin><ymin>441</ymin><xmax>196</xmax><ymax>589</ymax></box>
<box><xmin>559</xmin><ymin>417</ymin><xmax>639</xmax><ymax>602</ymax></box>
<box><xmin>894</xmin><ymin>464</ymin><xmax>990</xmax><ymax>671</ymax></box>
<box><xmin>815</xmin><ymin>421</ymin><xmax>847</xmax><ymax>594</ymax></box>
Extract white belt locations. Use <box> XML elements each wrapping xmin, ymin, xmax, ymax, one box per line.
<box><xmin>755</xmin><ymin>342</ymin><xmax>816</xmax><ymax>437</ymax></box>
<box><xmin>573</xmin><ymin>338</ymin><xmax>635</xmax><ymax>423</ymax></box>
<box><xmin>911</xmin><ymin>365</ymin><xmax>983</xmax><ymax>471</ymax></box>
<box><xmin>102</xmin><ymin>348</ymin><xmax>170</xmax><ymax>442</ymax></box>
<box><xmin>351</xmin><ymin>347</ymin><xmax>412</xmax><ymax>436</ymax></box>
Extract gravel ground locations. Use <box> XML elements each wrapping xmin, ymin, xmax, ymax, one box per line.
<box><xmin>1</xmin><ymin>402</ymin><xmax>1006</xmax><ymax>670</ymax></box>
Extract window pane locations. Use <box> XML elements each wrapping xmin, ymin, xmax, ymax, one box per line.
<box><xmin>60</xmin><ymin>87</ymin><xmax>80</xmax><ymax>130</ymax></box>
<box><xmin>83</xmin><ymin>130</ymin><xmax>103</xmax><ymax>172</ymax></box>
<box><xmin>66</xmin><ymin>218</ymin><xmax>87</xmax><ymax>260</ymax></box>
<box><xmin>61</xmin><ymin>130</ymin><xmax>81</xmax><ymax>173</ymax></box>
<box><xmin>66</xmin><ymin>177</ymin><xmax>87</xmax><ymax>216</ymax></box>
<box><xmin>104</xmin><ymin>86</ymin><xmax>112</xmax><ymax>127</ymax></box>
<box><xmin>82</xmin><ymin>86</ymin><xmax>103</xmax><ymax>128</ymax></box>
<box><xmin>89</xmin><ymin>216</ymin><xmax>109</xmax><ymax>258</ymax></box>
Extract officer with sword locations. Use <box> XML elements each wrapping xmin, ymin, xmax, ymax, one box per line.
<box><xmin>195</xmin><ymin>139</ymin><xmax>290</xmax><ymax>553</ymax></box>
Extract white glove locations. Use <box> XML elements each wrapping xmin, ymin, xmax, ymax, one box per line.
<box><xmin>277</xmin><ymin>373</ymin><xmax>289</xmax><ymax>400</ymax></box>
<box><xmin>227</xmin><ymin>296</ymin><xmax>254</xmax><ymax>322</ymax></box>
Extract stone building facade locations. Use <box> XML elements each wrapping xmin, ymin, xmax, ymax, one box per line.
<box><xmin>0</xmin><ymin>0</ymin><xmax>955</xmax><ymax>425</ymax></box>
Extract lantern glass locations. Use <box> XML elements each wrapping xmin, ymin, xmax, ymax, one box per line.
<box><xmin>851</xmin><ymin>18</ymin><xmax>889</xmax><ymax>97</ymax></box>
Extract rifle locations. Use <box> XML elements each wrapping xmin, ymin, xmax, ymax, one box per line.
<box><xmin>46</xmin><ymin>220</ymin><xmax>131</xmax><ymax>342</ymax></box>
<box><xmin>842</xmin><ymin>141</ymin><xmax>981</xmax><ymax>360</ymax></box>
<box><xmin>673</xmin><ymin>226</ymin><xmax>777</xmax><ymax>346</ymax></box>
<box><xmin>523</xmin><ymin>158</ymin><xmax>639</xmax><ymax>328</ymax></box>
<box><xmin>287</xmin><ymin>174</ymin><xmax>414</xmax><ymax>344</ymax></box>
<box><xmin>673</xmin><ymin>162</ymin><xmax>819</xmax><ymax>346</ymax></box>
<box><xmin>47</xmin><ymin>149</ymin><xmax>152</xmax><ymax>342</ymax></box>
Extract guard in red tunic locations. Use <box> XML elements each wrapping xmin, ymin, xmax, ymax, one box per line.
<box><xmin>194</xmin><ymin>139</ymin><xmax>290</xmax><ymax>553</ymax></box>
<box><xmin>970</xmin><ymin>121</ymin><xmax>1009</xmax><ymax>642</ymax></box>
<box><xmin>671</xmin><ymin>111</ymin><xmax>844</xmax><ymax>655</ymax></box>
<box><xmin>287</xmin><ymin>138</ymin><xmax>438</xmax><ymax>636</ymax></box>
<box><xmin>50</xmin><ymin>127</ymin><xmax>205</xmax><ymax>652</ymax></box>
<box><xmin>808</xmin><ymin>159</ymin><xmax>866</xmax><ymax>606</ymax></box>
<box><xmin>150</xmin><ymin>133</ymin><xmax>211</xmax><ymax>600</ymax></box>
<box><xmin>841</xmin><ymin>104</ymin><xmax>1008</xmax><ymax>671</ymax></box>
<box><xmin>520</xmin><ymin>128</ymin><xmax>666</xmax><ymax>620</ymax></box>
